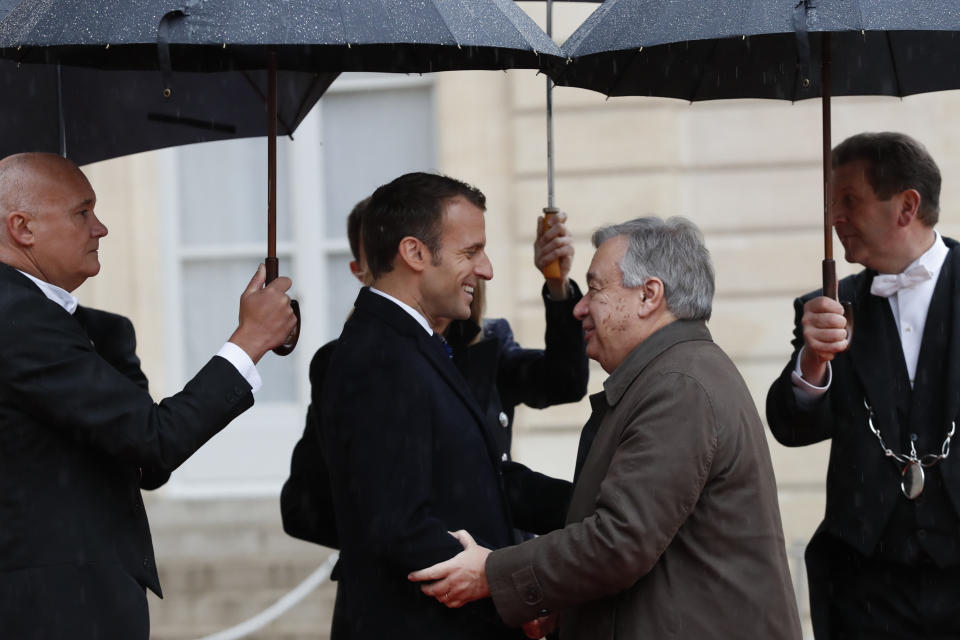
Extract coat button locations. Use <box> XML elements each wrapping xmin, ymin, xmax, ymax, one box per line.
<box><xmin>499</xmin><ymin>411</ymin><xmax>509</xmax><ymax>428</ymax></box>
<box><xmin>143</xmin><ymin>557</ymin><xmax>150</xmax><ymax>568</ymax></box>
<box><xmin>501</xmin><ymin>453</ymin><xmax>508</xmax><ymax>462</ymax></box>
<box><xmin>524</xmin><ymin>585</ymin><xmax>540</xmax><ymax>604</ymax></box>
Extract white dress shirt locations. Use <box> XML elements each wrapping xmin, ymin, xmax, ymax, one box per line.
<box><xmin>792</xmin><ymin>231</ymin><xmax>949</xmax><ymax>402</ymax></box>
<box><xmin>370</xmin><ymin>286</ymin><xmax>434</xmax><ymax>336</ymax></box>
<box><xmin>18</xmin><ymin>269</ymin><xmax>261</xmax><ymax>393</ymax></box>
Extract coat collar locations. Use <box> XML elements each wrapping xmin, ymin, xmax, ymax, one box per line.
<box><xmin>353</xmin><ymin>286</ymin><xmax>487</xmax><ymax>428</ymax></box>
<box><xmin>602</xmin><ymin>319</ymin><xmax>713</xmax><ymax>407</ymax></box>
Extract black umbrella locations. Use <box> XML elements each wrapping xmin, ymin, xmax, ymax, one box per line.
<box><xmin>550</xmin><ymin>0</ymin><xmax>960</xmax><ymax>306</ymax></box>
<box><xmin>0</xmin><ymin>0</ymin><xmax>559</xmax><ymax>72</ymax></box>
<box><xmin>0</xmin><ymin>0</ymin><xmax>561</xmax><ymax>355</ymax></box>
<box><xmin>0</xmin><ymin>60</ymin><xmax>335</xmax><ymax>165</ymax></box>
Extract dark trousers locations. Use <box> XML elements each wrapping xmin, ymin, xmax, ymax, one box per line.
<box><xmin>809</xmin><ymin>536</ymin><xmax>960</xmax><ymax>640</ymax></box>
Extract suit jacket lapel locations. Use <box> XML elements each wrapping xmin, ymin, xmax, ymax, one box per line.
<box><xmin>414</xmin><ymin>331</ymin><xmax>487</xmax><ymax>426</ymax></box>
<box><xmin>846</xmin><ymin>271</ymin><xmax>902</xmax><ymax>445</ymax></box>
<box><xmin>355</xmin><ymin>288</ymin><xmax>486</xmax><ymax>428</ymax></box>
<box><xmin>943</xmin><ymin>243</ymin><xmax>960</xmax><ymax>423</ymax></box>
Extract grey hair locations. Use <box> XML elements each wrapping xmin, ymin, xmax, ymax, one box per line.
<box><xmin>591</xmin><ymin>216</ymin><xmax>714</xmax><ymax>321</ymax></box>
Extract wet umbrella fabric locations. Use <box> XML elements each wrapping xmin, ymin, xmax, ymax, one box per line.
<box><xmin>0</xmin><ymin>0</ymin><xmax>561</xmax><ymax>72</ymax></box>
<box><xmin>0</xmin><ymin>0</ymin><xmax>560</xmax><ymax>355</ymax></box>
<box><xmin>549</xmin><ymin>0</ymin><xmax>960</xmax><ymax>301</ymax></box>
<box><xmin>0</xmin><ymin>60</ymin><xmax>335</xmax><ymax>166</ymax></box>
<box><xmin>552</xmin><ymin>0</ymin><xmax>960</xmax><ymax>100</ymax></box>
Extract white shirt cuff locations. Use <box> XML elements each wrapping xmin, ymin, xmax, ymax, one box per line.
<box><xmin>790</xmin><ymin>346</ymin><xmax>830</xmax><ymax>408</ymax></box>
<box><xmin>218</xmin><ymin>342</ymin><xmax>262</xmax><ymax>393</ymax></box>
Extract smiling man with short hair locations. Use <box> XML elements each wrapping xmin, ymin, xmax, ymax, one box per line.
<box><xmin>318</xmin><ymin>172</ymin><xmax>528</xmax><ymax>640</ymax></box>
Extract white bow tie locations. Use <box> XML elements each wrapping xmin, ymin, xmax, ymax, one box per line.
<box><xmin>870</xmin><ymin>263</ymin><xmax>934</xmax><ymax>298</ymax></box>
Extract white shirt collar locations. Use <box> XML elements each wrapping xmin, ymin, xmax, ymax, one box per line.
<box><xmin>369</xmin><ymin>287</ymin><xmax>433</xmax><ymax>336</ymax></box>
<box><xmin>17</xmin><ymin>269</ymin><xmax>79</xmax><ymax>315</ymax></box>
<box><xmin>904</xmin><ymin>229</ymin><xmax>949</xmax><ymax>279</ymax></box>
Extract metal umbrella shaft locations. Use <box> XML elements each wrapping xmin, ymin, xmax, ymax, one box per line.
<box><xmin>542</xmin><ymin>0</ymin><xmax>562</xmax><ymax>278</ymax></box>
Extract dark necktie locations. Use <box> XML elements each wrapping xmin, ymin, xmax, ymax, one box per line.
<box><xmin>434</xmin><ymin>332</ymin><xmax>453</xmax><ymax>359</ymax></box>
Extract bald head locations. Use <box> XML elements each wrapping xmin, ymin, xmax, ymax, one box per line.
<box><xmin>0</xmin><ymin>152</ymin><xmax>107</xmax><ymax>291</ymax></box>
<box><xmin>0</xmin><ymin>153</ymin><xmax>86</xmax><ymax>219</ymax></box>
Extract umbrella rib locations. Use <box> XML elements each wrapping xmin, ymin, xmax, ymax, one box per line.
<box><xmin>238</xmin><ymin>67</ymin><xmax>296</xmax><ymax>137</ymax></box>
<box><xmin>687</xmin><ymin>38</ymin><xmax>721</xmax><ymax>103</ymax></box>
<box><xmin>604</xmin><ymin>47</ymin><xmax>643</xmax><ymax>97</ymax></box>
<box><xmin>883</xmin><ymin>31</ymin><xmax>905</xmax><ymax>98</ymax></box>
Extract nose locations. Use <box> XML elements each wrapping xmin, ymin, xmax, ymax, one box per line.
<box><xmin>475</xmin><ymin>250</ymin><xmax>493</xmax><ymax>281</ymax></box>
<box><xmin>573</xmin><ymin>294</ymin><xmax>588</xmax><ymax>321</ymax></box>
<box><xmin>91</xmin><ymin>212</ymin><xmax>108</xmax><ymax>238</ymax></box>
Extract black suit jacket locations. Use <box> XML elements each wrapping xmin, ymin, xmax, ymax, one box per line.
<box><xmin>281</xmin><ymin>282</ymin><xmax>587</xmax><ymax>547</ymax></box>
<box><xmin>318</xmin><ymin>288</ymin><xmax>524</xmax><ymax>640</ymax></box>
<box><xmin>766</xmin><ymin>239</ymin><xmax>960</xmax><ymax>635</ymax></box>
<box><xmin>0</xmin><ymin>263</ymin><xmax>254</xmax><ymax>640</ymax></box>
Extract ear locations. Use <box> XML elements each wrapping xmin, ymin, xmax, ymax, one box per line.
<box><xmin>349</xmin><ymin>260</ymin><xmax>365</xmax><ymax>282</ymax></box>
<box><xmin>396</xmin><ymin>236</ymin><xmax>429</xmax><ymax>273</ymax></box>
<box><xmin>896</xmin><ymin>189</ymin><xmax>921</xmax><ymax>227</ymax></box>
<box><xmin>636</xmin><ymin>277</ymin><xmax>666</xmax><ymax>318</ymax></box>
<box><xmin>5</xmin><ymin>211</ymin><xmax>35</xmax><ymax>247</ymax></box>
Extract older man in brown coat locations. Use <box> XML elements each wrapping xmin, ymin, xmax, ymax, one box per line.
<box><xmin>410</xmin><ymin>217</ymin><xmax>801</xmax><ymax>639</ymax></box>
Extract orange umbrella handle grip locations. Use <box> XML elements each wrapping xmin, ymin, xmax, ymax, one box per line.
<box><xmin>265</xmin><ymin>257</ymin><xmax>301</xmax><ymax>356</ymax></box>
<box><xmin>541</xmin><ymin>206</ymin><xmax>563</xmax><ymax>279</ymax></box>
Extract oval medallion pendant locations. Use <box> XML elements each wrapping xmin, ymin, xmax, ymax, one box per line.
<box><xmin>901</xmin><ymin>461</ymin><xmax>925</xmax><ymax>500</ymax></box>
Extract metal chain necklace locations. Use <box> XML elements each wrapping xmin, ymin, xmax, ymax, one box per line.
<box><xmin>864</xmin><ymin>399</ymin><xmax>956</xmax><ymax>500</ymax></box>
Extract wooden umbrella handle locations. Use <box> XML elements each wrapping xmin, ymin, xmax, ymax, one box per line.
<box><xmin>822</xmin><ymin>259</ymin><xmax>854</xmax><ymax>343</ymax></box>
<box><xmin>541</xmin><ymin>206</ymin><xmax>563</xmax><ymax>279</ymax></box>
<box><xmin>820</xmin><ymin>35</ymin><xmax>853</xmax><ymax>343</ymax></box>
<box><xmin>266</xmin><ymin>257</ymin><xmax>301</xmax><ymax>356</ymax></box>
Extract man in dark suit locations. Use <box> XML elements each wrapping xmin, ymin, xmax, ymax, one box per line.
<box><xmin>0</xmin><ymin>152</ymin><xmax>296</xmax><ymax>639</ymax></box>
<box><xmin>318</xmin><ymin>172</ymin><xmax>526</xmax><ymax>639</ymax></box>
<box><xmin>409</xmin><ymin>217</ymin><xmax>800</xmax><ymax>640</ymax></box>
<box><xmin>766</xmin><ymin>132</ymin><xmax>960</xmax><ymax>638</ymax></box>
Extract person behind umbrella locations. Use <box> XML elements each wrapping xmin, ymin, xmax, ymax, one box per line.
<box><xmin>766</xmin><ymin>131</ymin><xmax>960</xmax><ymax>639</ymax></box>
<box><xmin>0</xmin><ymin>152</ymin><xmax>296</xmax><ymax>640</ymax></box>
<box><xmin>409</xmin><ymin>216</ymin><xmax>802</xmax><ymax>640</ymax></box>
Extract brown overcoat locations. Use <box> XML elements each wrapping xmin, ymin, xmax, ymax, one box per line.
<box><xmin>487</xmin><ymin>320</ymin><xmax>801</xmax><ymax>639</ymax></box>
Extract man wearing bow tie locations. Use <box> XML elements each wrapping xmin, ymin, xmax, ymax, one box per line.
<box><xmin>766</xmin><ymin>132</ymin><xmax>960</xmax><ymax>639</ymax></box>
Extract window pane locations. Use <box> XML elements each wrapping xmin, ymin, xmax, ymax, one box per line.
<box><xmin>325</xmin><ymin>252</ymin><xmax>362</xmax><ymax>341</ymax></box>
<box><xmin>321</xmin><ymin>84</ymin><xmax>435</xmax><ymax>239</ymax></box>
<box><xmin>177</xmin><ymin>138</ymin><xmax>293</xmax><ymax>246</ymax></box>
<box><xmin>181</xmin><ymin>258</ymin><xmax>296</xmax><ymax>402</ymax></box>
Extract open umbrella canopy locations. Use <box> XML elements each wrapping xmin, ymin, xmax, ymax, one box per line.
<box><xmin>0</xmin><ymin>60</ymin><xmax>335</xmax><ymax>166</ymax></box>
<box><xmin>0</xmin><ymin>0</ymin><xmax>561</xmax><ymax>72</ymax></box>
<box><xmin>552</xmin><ymin>0</ymin><xmax>960</xmax><ymax>100</ymax></box>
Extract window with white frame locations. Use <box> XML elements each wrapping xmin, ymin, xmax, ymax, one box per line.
<box><xmin>158</xmin><ymin>73</ymin><xmax>436</xmax><ymax>496</ymax></box>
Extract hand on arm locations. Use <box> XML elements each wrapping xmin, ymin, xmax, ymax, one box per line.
<box><xmin>229</xmin><ymin>264</ymin><xmax>297</xmax><ymax>363</ymax></box>
<box><xmin>535</xmin><ymin>211</ymin><xmax>574</xmax><ymax>300</ymax></box>
<box><xmin>799</xmin><ymin>295</ymin><xmax>849</xmax><ymax>385</ymax></box>
<box><xmin>408</xmin><ymin>529</ymin><xmax>491</xmax><ymax>608</ymax></box>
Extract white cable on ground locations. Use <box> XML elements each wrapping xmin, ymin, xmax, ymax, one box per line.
<box><xmin>195</xmin><ymin>551</ymin><xmax>339</xmax><ymax>640</ymax></box>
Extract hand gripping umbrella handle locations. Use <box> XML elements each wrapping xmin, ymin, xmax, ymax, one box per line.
<box><xmin>822</xmin><ymin>259</ymin><xmax>854</xmax><ymax>344</ymax></box>
<box><xmin>265</xmin><ymin>257</ymin><xmax>301</xmax><ymax>356</ymax></box>
<box><xmin>541</xmin><ymin>207</ymin><xmax>563</xmax><ymax>279</ymax></box>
